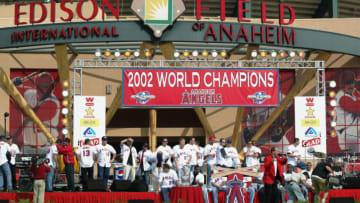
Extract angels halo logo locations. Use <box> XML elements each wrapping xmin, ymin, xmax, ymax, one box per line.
<box><xmin>131</xmin><ymin>0</ymin><xmax>185</xmax><ymax>37</ymax></box>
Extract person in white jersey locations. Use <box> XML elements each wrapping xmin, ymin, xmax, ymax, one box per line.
<box><xmin>190</xmin><ymin>165</ymin><xmax>209</xmax><ymax>202</ymax></box>
<box><xmin>156</xmin><ymin>138</ymin><xmax>173</xmax><ymax>167</ymax></box>
<box><xmin>120</xmin><ymin>138</ymin><xmax>137</xmax><ymax>181</ymax></box>
<box><xmin>287</xmin><ymin>138</ymin><xmax>306</xmax><ymax>172</ymax></box>
<box><xmin>45</xmin><ymin>139</ymin><xmax>60</xmax><ymax>192</ymax></box>
<box><xmin>243</xmin><ymin>139</ymin><xmax>261</xmax><ymax>171</ymax></box>
<box><xmin>223</xmin><ymin>139</ymin><xmax>240</xmax><ymax>168</ymax></box>
<box><xmin>216</xmin><ymin>138</ymin><xmax>226</xmax><ymax>167</ymax></box>
<box><xmin>136</xmin><ymin>143</ymin><xmax>152</xmax><ymax>185</ymax></box>
<box><xmin>186</xmin><ymin>137</ymin><xmax>198</xmax><ymax>172</ymax></box>
<box><xmin>196</xmin><ymin>140</ymin><xmax>204</xmax><ymax>173</ymax></box>
<box><xmin>7</xmin><ymin>136</ymin><xmax>19</xmax><ymax>190</ymax></box>
<box><xmin>210</xmin><ymin>171</ymin><xmax>228</xmax><ymax>203</ymax></box>
<box><xmin>75</xmin><ymin>138</ymin><xmax>97</xmax><ymax>191</ymax></box>
<box><xmin>156</xmin><ymin>163</ymin><xmax>179</xmax><ymax>203</ymax></box>
<box><xmin>0</xmin><ymin>136</ymin><xmax>12</xmax><ymax>191</ymax></box>
<box><xmin>204</xmin><ymin>136</ymin><xmax>219</xmax><ymax>186</ymax></box>
<box><xmin>96</xmin><ymin>136</ymin><xmax>116</xmax><ymax>192</ymax></box>
<box><xmin>174</xmin><ymin>138</ymin><xmax>191</xmax><ymax>184</ymax></box>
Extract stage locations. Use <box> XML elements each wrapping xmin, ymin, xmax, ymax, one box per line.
<box><xmin>0</xmin><ymin>188</ymin><xmax>358</xmax><ymax>203</ymax></box>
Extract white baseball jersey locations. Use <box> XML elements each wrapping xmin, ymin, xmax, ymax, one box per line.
<box><xmin>121</xmin><ymin>144</ymin><xmax>137</xmax><ymax>166</ymax></box>
<box><xmin>45</xmin><ymin>144</ymin><xmax>58</xmax><ymax>167</ymax></box>
<box><xmin>204</xmin><ymin>143</ymin><xmax>219</xmax><ymax>165</ymax></box>
<box><xmin>0</xmin><ymin>141</ymin><xmax>10</xmax><ymax>165</ymax></box>
<box><xmin>243</xmin><ymin>146</ymin><xmax>260</xmax><ymax>167</ymax></box>
<box><xmin>158</xmin><ymin>169</ymin><xmax>178</xmax><ymax>188</ymax></box>
<box><xmin>138</xmin><ymin>149</ymin><xmax>153</xmax><ymax>171</ymax></box>
<box><xmin>197</xmin><ymin>146</ymin><xmax>204</xmax><ymax>166</ymax></box>
<box><xmin>9</xmin><ymin>143</ymin><xmax>20</xmax><ymax>165</ymax></box>
<box><xmin>287</xmin><ymin>144</ymin><xmax>301</xmax><ymax>166</ymax></box>
<box><xmin>96</xmin><ymin>144</ymin><xmax>116</xmax><ymax>167</ymax></box>
<box><xmin>190</xmin><ymin>173</ymin><xmax>205</xmax><ymax>185</ymax></box>
<box><xmin>211</xmin><ymin>176</ymin><xmax>227</xmax><ymax>189</ymax></box>
<box><xmin>76</xmin><ymin>145</ymin><xmax>97</xmax><ymax>168</ymax></box>
<box><xmin>156</xmin><ymin>145</ymin><xmax>173</xmax><ymax>167</ymax></box>
<box><xmin>186</xmin><ymin>144</ymin><xmax>198</xmax><ymax>165</ymax></box>
<box><xmin>174</xmin><ymin>146</ymin><xmax>191</xmax><ymax>169</ymax></box>
<box><xmin>223</xmin><ymin>146</ymin><xmax>240</xmax><ymax>168</ymax></box>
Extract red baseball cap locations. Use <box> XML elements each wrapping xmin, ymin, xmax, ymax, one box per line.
<box><xmin>209</xmin><ymin>136</ymin><xmax>216</xmax><ymax>140</ymax></box>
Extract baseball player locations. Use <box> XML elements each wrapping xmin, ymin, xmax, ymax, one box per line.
<box><xmin>174</xmin><ymin>138</ymin><xmax>192</xmax><ymax>184</ymax></box>
<box><xmin>75</xmin><ymin>138</ymin><xmax>97</xmax><ymax>191</ymax></box>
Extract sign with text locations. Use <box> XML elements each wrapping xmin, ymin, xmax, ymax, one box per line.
<box><xmin>295</xmin><ymin>96</ymin><xmax>326</xmax><ymax>158</ymax></box>
<box><xmin>122</xmin><ymin>68</ymin><xmax>279</xmax><ymax>107</ymax></box>
<box><xmin>73</xmin><ymin>96</ymin><xmax>106</xmax><ymax>148</ymax></box>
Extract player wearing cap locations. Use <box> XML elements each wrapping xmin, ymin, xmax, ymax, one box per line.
<box><xmin>56</xmin><ymin>138</ymin><xmax>75</xmax><ymax>191</ymax></box>
<box><xmin>204</xmin><ymin>136</ymin><xmax>219</xmax><ymax>186</ymax></box>
<box><xmin>0</xmin><ymin>136</ymin><xmax>12</xmax><ymax>191</ymax></box>
<box><xmin>223</xmin><ymin>139</ymin><xmax>240</xmax><ymax>168</ymax></box>
<box><xmin>136</xmin><ymin>143</ymin><xmax>152</xmax><ymax>185</ymax></box>
<box><xmin>96</xmin><ymin>136</ymin><xmax>116</xmax><ymax>191</ymax></box>
<box><xmin>121</xmin><ymin>138</ymin><xmax>137</xmax><ymax>181</ymax></box>
<box><xmin>156</xmin><ymin>164</ymin><xmax>180</xmax><ymax>203</ymax></box>
<box><xmin>45</xmin><ymin>139</ymin><xmax>60</xmax><ymax>192</ymax></box>
<box><xmin>7</xmin><ymin>136</ymin><xmax>19</xmax><ymax>190</ymax></box>
<box><xmin>75</xmin><ymin>138</ymin><xmax>97</xmax><ymax>191</ymax></box>
<box><xmin>174</xmin><ymin>138</ymin><xmax>192</xmax><ymax>184</ymax></box>
<box><xmin>156</xmin><ymin>138</ymin><xmax>173</xmax><ymax>167</ymax></box>
<box><xmin>311</xmin><ymin>158</ymin><xmax>335</xmax><ymax>203</ymax></box>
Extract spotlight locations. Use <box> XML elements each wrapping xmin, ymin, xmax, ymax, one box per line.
<box><xmin>289</xmin><ymin>51</ymin><xmax>296</xmax><ymax>58</ymax></box>
<box><xmin>62</xmin><ymin>80</ymin><xmax>69</xmax><ymax>88</ymax></box>
<box><xmin>62</xmin><ymin>90</ymin><xmax>69</xmax><ymax>97</ymax></box>
<box><xmin>62</xmin><ymin>108</ymin><xmax>69</xmax><ymax>115</ymax></box>
<box><xmin>134</xmin><ymin>49</ymin><xmax>140</xmax><ymax>57</ymax></box>
<box><xmin>114</xmin><ymin>49</ymin><xmax>121</xmax><ymax>57</ymax></box>
<box><xmin>211</xmin><ymin>50</ymin><xmax>218</xmax><ymax>58</ymax></box>
<box><xmin>95</xmin><ymin>48</ymin><xmax>101</xmax><ymax>57</ymax></box>
<box><xmin>62</xmin><ymin>118</ymin><xmax>68</xmax><ymax>125</ymax></box>
<box><xmin>329</xmin><ymin>81</ymin><xmax>336</xmax><ymax>88</ymax></box>
<box><xmin>144</xmin><ymin>49</ymin><xmax>151</xmax><ymax>57</ymax></box>
<box><xmin>251</xmin><ymin>50</ymin><xmax>258</xmax><ymax>58</ymax></box>
<box><xmin>220</xmin><ymin>50</ymin><xmax>227</xmax><ymax>58</ymax></box>
<box><xmin>330</xmin><ymin>121</ymin><xmax>337</xmax><ymax>127</ymax></box>
<box><xmin>271</xmin><ymin>50</ymin><xmax>277</xmax><ymax>58</ymax></box>
<box><xmin>279</xmin><ymin>50</ymin><xmax>287</xmax><ymax>58</ymax></box>
<box><xmin>330</xmin><ymin>99</ymin><xmax>337</xmax><ymax>106</ymax></box>
<box><xmin>62</xmin><ymin>128</ymin><xmax>69</xmax><ymax>135</ymax></box>
<box><xmin>299</xmin><ymin>51</ymin><xmax>306</xmax><ymax>58</ymax></box>
<box><xmin>183</xmin><ymin>50</ymin><xmax>190</xmax><ymax>57</ymax></box>
<box><xmin>329</xmin><ymin>110</ymin><xmax>336</xmax><ymax>116</ymax></box>
<box><xmin>62</xmin><ymin>100</ymin><xmax>69</xmax><ymax>106</ymax></box>
<box><xmin>328</xmin><ymin>91</ymin><xmax>336</xmax><ymax>98</ymax></box>
<box><xmin>202</xmin><ymin>50</ymin><xmax>208</xmax><ymax>57</ymax></box>
<box><xmin>104</xmin><ymin>49</ymin><xmax>111</xmax><ymax>57</ymax></box>
<box><xmin>173</xmin><ymin>50</ymin><xmax>180</xmax><ymax>58</ymax></box>
<box><xmin>260</xmin><ymin>51</ymin><xmax>267</xmax><ymax>57</ymax></box>
<box><xmin>330</xmin><ymin>130</ymin><xmax>336</xmax><ymax>137</ymax></box>
<box><xmin>192</xmin><ymin>50</ymin><xmax>199</xmax><ymax>57</ymax></box>
<box><xmin>124</xmin><ymin>50</ymin><xmax>131</xmax><ymax>57</ymax></box>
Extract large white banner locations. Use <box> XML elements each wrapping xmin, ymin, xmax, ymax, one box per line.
<box><xmin>73</xmin><ymin>96</ymin><xmax>106</xmax><ymax>148</ymax></box>
<box><xmin>295</xmin><ymin>96</ymin><xmax>326</xmax><ymax>158</ymax></box>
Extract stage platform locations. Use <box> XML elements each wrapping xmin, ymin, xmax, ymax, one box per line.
<box><xmin>0</xmin><ymin>189</ymin><xmax>358</xmax><ymax>203</ymax></box>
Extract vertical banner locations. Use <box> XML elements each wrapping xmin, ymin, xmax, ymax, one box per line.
<box><xmin>73</xmin><ymin>96</ymin><xmax>106</xmax><ymax>148</ymax></box>
<box><xmin>295</xmin><ymin>96</ymin><xmax>326</xmax><ymax>158</ymax></box>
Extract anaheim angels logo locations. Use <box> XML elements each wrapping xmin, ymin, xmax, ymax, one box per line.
<box><xmin>226</xmin><ymin>174</ymin><xmax>245</xmax><ymax>203</ymax></box>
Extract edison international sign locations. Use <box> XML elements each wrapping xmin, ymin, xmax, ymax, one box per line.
<box><xmin>122</xmin><ymin>68</ymin><xmax>280</xmax><ymax>107</ymax></box>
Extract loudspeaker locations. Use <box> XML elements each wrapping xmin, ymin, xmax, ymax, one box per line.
<box><xmin>110</xmin><ymin>180</ymin><xmax>132</xmax><ymax>191</ymax></box>
<box><xmin>128</xmin><ymin>200</ymin><xmax>154</xmax><ymax>203</ymax></box>
<box><xmin>343</xmin><ymin>177</ymin><xmax>360</xmax><ymax>189</ymax></box>
<box><xmin>329</xmin><ymin>197</ymin><xmax>355</xmax><ymax>203</ymax></box>
<box><xmin>0</xmin><ymin>200</ymin><xmax>9</xmax><ymax>203</ymax></box>
<box><xmin>87</xmin><ymin>180</ymin><xmax>106</xmax><ymax>191</ymax></box>
<box><xmin>128</xmin><ymin>180</ymin><xmax>148</xmax><ymax>192</ymax></box>
<box><xmin>18</xmin><ymin>178</ymin><xmax>33</xmax><ymax>192</ymax></box>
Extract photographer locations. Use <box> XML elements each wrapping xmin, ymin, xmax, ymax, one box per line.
<box><xmin>31</xmin><ymin>157</ymin><xmax>50</xmax><ymax>203</ymax></box>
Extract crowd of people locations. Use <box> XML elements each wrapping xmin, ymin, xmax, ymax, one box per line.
<box><xmin>0</xmin><ymin>134</ymin><xmax>341</xmax><ymax>203</ymax></box>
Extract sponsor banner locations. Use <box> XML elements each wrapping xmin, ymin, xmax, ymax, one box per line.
<box><xmin>295</xmin><ymin>96</ymin><xmax>326</xmax><ymax>158</ymax></box>
<box><xmin>73</xmin><ymin>96</ymin><xmax>106</xmax><ymax>148</ymax></box>
<box><xmin>122</xmin><ymin>68</ymin><xmax>279</xmax><ymax>107</ymax></box>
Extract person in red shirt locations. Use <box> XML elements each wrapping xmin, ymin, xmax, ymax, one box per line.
<box><xmin>30</xmin><ymin>157</ymin><xmax>51</xmax><ymax>203</ymax></box>
<box><xmin>263</xmin><ymin>147</ymin><xmax>287</xmax><ymax>203</ymax></box>
<box><xmin>56</xmin><ymin>138</ymin><xmax>75</xmax><ymax>191</ymax></box>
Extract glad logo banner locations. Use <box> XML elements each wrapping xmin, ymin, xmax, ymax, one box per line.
<box><xmin>122</xmin><ymin>68</ymin><xmax>279</xmax><ymax>107</ymax></box>
<box><xmin>295</xmin><ymin>96</ymin><xmax>326</xmax><ymax>158</ymax></box>
<box><xmin>73</xmin><ymin>96</ymin><xmax>106</xmax><ymax>148</ymax></box>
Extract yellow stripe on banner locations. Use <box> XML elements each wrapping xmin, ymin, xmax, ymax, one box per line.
<box><xmin>301</xmin><ymin>119</ymin><xmax>320</xmax><ymax>127</ymax></box>
<box><xmin>80</xmin><ymin>119</ymin><xmax>100</xmax><ymax>127</ymax></box>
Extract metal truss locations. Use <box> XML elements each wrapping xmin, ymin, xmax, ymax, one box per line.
<box><xmin>73</xmin><ymin>59</ymin><xmax>325</xmax><ymax>96</ymax></box>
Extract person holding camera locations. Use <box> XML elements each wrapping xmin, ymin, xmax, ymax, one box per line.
<box><xmin>31</xmin><ymin>157</ymin><xmax>51</xmax><ymax>203</ymax></box>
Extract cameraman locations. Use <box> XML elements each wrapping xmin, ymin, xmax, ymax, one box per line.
<box><xmin>31</xmin><ymin>157</ymin><xmax>50</xmax><ymax>203</ymax></box>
